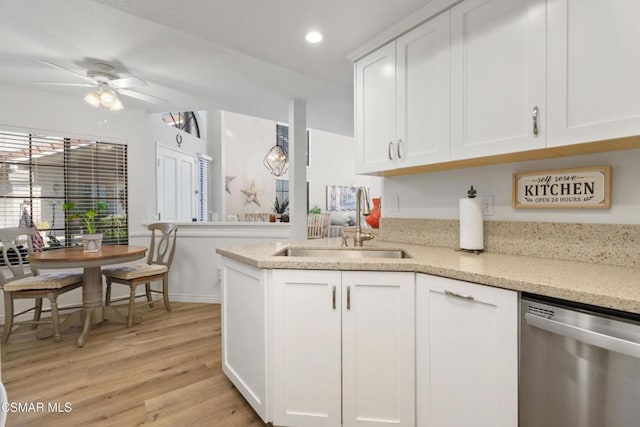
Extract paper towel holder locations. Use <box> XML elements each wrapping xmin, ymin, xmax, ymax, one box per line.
<box><xmin>455</xmin><ymin>247</ymin><xmax>483</xmax><ymax>255</ymax></box>
<box><xmin>457</xmin><ymin>185</ymin><xmax>484</xmax><ymax>255</ymax></box>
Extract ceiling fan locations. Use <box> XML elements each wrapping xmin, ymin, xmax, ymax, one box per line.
<box><xmin>36</xmin><ymin>59</ymin><xmax>168</xmax><ymax>110</ymax></box>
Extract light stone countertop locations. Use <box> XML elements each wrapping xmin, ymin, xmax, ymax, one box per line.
<box><xmin>217</xmin><ymin>238</ymin><xmax>640</xmax><ymax>315</ymax></box>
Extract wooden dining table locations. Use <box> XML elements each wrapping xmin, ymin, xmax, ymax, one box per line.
<box><xmin>28</xmin><ymin>245</ymin><xmax>147</xmax><ymax>347</ymax></box>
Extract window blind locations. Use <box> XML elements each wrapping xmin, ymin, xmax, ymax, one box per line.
<box><xmin>0</xmin><ymin>130</ymin><xmax>128</xmax><ymax>249</ymax></box>
<box><xmin>197</xmin><ymin>153</ymin><xmax>212</xmax><ymax>222</ymax></box>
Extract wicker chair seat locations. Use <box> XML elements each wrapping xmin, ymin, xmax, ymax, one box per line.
<box><xmin>102</xmin><ymin>264</ymin><xmax>168</xmax><ymax>281</ymax></box>
<box><xmin>4</xmin><ymin>272</ymin><xmax>83</xmax><ymax>292</ymax></box>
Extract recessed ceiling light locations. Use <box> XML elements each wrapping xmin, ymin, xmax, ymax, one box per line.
<box><xmin>305</xmin><ymin>31</ymin><xmax>323</xmax><ymax>44</ymax></box>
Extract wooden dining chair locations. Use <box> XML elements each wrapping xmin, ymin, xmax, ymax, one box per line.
<box><xmin>307</xmin><ymin>213</ymin><xmax>331</xmax><ymax>239</ymax></box>
<box><xmin>102</xmin><ymin>223</ymin><xmax>178</xmax><ymax>327</ymax></box>
<box><xmin>0</xmin><ymin>227</ymin><xmax>83</xmax><ymax>343</ymax></box>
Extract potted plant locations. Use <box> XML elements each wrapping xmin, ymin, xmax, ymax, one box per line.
<box><xmin>62</xmin><ymin>201</ymin><xmax>107</xmax><ymax>252</ymax></box>
<box><xmin>273</xmin><ymin>197</ymin><xmax>289</xmax><ymax>222</ymax></box>
<box><xmin>309</xmin><ymin>205</ymin><xmax>321</xmax><ymax>214</ymax></box>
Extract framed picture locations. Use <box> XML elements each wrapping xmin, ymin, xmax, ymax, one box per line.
<box><xmin>326</xmin><ymin>185</ymin><xmax>360</xmax><ymax>211</ymax></box>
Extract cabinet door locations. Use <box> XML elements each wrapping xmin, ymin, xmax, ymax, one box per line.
<box><xmin>342</xmin><ymin>271</ymin><xmax>415</xmax><ymax>427</ymax></box>
<box><xmin>355</xmin><ymin>42</ymin><xmax>397</xmax><ymax>174</ymax></box>
<box><xmin>396</xmin><ymin>11</ymin><xmax>451</xmax><ymax>167</ymax></box>
<box><xmin>221</xmin><ymin>258</ymin><xmax>269</xmax><ymax>422</ymax></box>
<box><xmin>416</xmin><ymin>274</ymin><xmax>518</xmax><ymax>427</ymax></box>
<box><xmin>451</xmin><ymin>0</ymin><xmax>546</xmax><ymax>159</ymax></box>
<box><xmin>271</xmin><ymin>270</ymin><xmax>342</xmax><ymax>427</ymax></box>
<box><xmin>547</xmin><ymin>0</ymin><xmax>640</xmax><ymax>146</ymax></box>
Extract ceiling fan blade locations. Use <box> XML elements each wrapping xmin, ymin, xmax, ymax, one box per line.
<box><xmin>38</xmin><ymin>59</ymin><xmax>96</xmax><ymax>84</ymax></box>
<box><xmin>35</xmin><ymin>81</ymin><xmax>94</xmax><ymax>87</ymax></box>
<box><xmin>110</xmin><ymin>76</ymin><xmax>148</xmax><ymax>89</ymax></box>
<box><xmin>117</xmin><ymin>88</ymin><xmax>168</xmax><ymax>105</ymax></box>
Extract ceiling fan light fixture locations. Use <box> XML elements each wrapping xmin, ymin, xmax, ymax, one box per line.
<box><xmin>84</xmin><ymin>90</ymin><xmax>101</xmax><ymax>108</ymax></box>
<box><xmin>99</xmin><ymin>87</ymin><xmax>118</xmax><ymax>108</ymax></box>
<box><xmin>109</xmin><ymin>98</ymin><xmax>124</xmax><ymax>111</ymax></box>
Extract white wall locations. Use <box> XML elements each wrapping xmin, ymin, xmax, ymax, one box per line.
<box><xmin>307</xmin><ymin>128</ymin><xmax>382</xmax><ymax>214</ymax></box>
<box><xmin>220</xmin><ymin>111</ymin><xmax>382</xmax><ymax>221</ymax></box>
<box><xmin>222</xmin><ymin>111</ymin><xmax>280</xmax><ymax>218</ymax></box>
<box><xmin>383</xmin><ymin>148</ymin><xmax>640</xmax><ymax>224</ymax></box>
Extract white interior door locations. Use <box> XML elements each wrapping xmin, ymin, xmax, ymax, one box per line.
<box><xmin>156</xmin><ymin>144</ymin><xmax>197</xmax><ymax>222</ymax></box>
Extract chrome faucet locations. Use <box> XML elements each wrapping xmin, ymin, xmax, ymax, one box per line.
<box><xmin>354</xmin><ymin>186</ymin><xmax>374</xmax><ymax>247</ymax></box>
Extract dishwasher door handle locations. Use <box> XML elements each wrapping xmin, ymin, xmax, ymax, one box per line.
<box><xmin>525</xmin><ymin>313</ymin><xmax>640</xmax><ymax>359</ymax></box>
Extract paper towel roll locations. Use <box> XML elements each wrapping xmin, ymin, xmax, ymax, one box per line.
<box><xmin>459</xmin><ymin>197</ymin><xmax>484</xmax><ymax>250</ymax></box>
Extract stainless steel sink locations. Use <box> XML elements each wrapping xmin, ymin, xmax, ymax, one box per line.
<box><xmin>275</xmin><ymin>248</ymin><xmax>411</xmax><ymax>259</ymax></box>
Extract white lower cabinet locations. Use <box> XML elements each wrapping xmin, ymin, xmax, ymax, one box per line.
<box><xmin>271</xmin><ymin>270</ymin><xmax>343</xmax><ymax>427</ymax></box>
<box><xmin>221</xmin><ymin>257</ymin><xmax>519</xmax><ymax>427</ymax></box>
<box><xmin>272</xmin><ymin>270</ymin><xmax>415</xmax><ymax>427</ymax></box>
<box><xmin>416</xmin><ymin>274</ymin><xmax>518</xmax><ymax>427</ymax></box>
<box><xmin>221</xmin><ymin>258</ymin><xmax>270</xmax><ymax>422</ymax></box>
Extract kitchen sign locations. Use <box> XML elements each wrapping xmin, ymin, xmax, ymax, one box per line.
<box><xmin>512</xmin><ymin>166</ymin><xmax>611</xmax><ymax>209</ymax></box>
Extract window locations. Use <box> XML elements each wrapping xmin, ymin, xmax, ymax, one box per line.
<box><xmin>276</xmin><ymin>124</ymin><xmax>309</xmax><ymax>166</ymax></box>
<box><xmin>276</xmin><ymin>179</ymin><xmax>310</xmax><ymax>213</ymax></box>
<box><xmin>0</xmin><ymin>130</ymin><xmax>128</xmax><ymax>249</ymax></box>
<box><xmin>161</xmin><ymin>111</ymin><xmax>201</xmax><ymax>138</ymax></box>
<box><xmin>275</xmin><ymin>179</ymin><xmax>288</xmax><ymax>206</ymax></box>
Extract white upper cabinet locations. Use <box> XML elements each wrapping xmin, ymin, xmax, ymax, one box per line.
<box><xmin>355</xmin><ymin>43</ymin><xmax>397</xmax><ymax>173</ymax></box>
<box><xmin>396</xmin><ymin>11</ymin><xmax>451</xmax><ymax>167</ymax></box>
<box><xmin>451</xmin><ymin>0</ymin><xmax>546</xmax><ymax>159</ymax></box>
<box><xmin>547</xmin><ymin>0</ymin><xmax>640</xmax><ymax>147</ymax></box>
<box><xmin>356</xmin><ymin>12</ymin><xmax>451</xmax><ymax>174</ymax></box>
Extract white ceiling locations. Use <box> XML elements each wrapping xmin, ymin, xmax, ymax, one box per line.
<box><xmin>0</xmin><ymin>0</ymin><xmax>433</xmax><ymax>136</ymax></box>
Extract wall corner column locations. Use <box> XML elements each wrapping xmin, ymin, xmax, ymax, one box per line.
<box><xmin>289</xmin><ymin>98</ymin><xmax>307</xmax><ymax>240</ymax></box>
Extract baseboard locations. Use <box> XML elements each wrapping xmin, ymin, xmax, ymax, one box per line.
<box><xmin>0</xmin><ymin>295</ymin><xmax>220</xmax><ymax>325</ymax></box>
<box><xmin>168</xmin><ymin>294</ymin><xmax>221</xmax><ymax>304</ymax></box>
<box><xmin>0</xmin><ymin>302</ymin><xmax>81</xmax><ymax>325</ymax></box>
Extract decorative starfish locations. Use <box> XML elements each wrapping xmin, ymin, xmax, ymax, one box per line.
<box><xmin>241</xmin><ymin>180</ymin><xmax>262</xmax><ymax>206</ymax></box>
<box><xmin>225</xmin><ymin>176</ymin><xmax>236</xmax><ymax>194</ymax></box>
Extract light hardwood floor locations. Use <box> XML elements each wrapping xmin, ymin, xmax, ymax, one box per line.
<box><xmin>1</xmin><ymin>302</ymin><xmax>267</xmax><ymax>426</ymax></box>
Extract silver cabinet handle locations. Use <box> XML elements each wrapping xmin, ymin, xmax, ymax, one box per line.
<box><xmin>532</xmin><ymin>106</ymin><xmax>539</xmax><ymax>136</ymax></box>
<box><xmin>388</xmin><ymin>141</ymin><xmax>394</xmax><ymax>160</ymax></box>
<box><xmin>346</xmin><ymin>285</ymin><xmax>351</xmax><ymax>310</ymax></box>
<box><xmin>525</xmin><ymin>313</ymin><xmax>640</xmax><ymax>359</ymax></box>
<box><xmin>444</xmin><ymin>289</ymin><xmax>474</xmax><ymax>300</ymax></box>
<box><xmin>332</xmin><ymin>285</ymin><xmax>336</xmax><ymax>310</ymax></box>
<box><xmin>397</xmin><ymin>139</ymin><xmax>403</xmax><ymax>159</ymax></box>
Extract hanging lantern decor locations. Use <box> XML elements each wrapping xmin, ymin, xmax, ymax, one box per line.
<box><xmin>263</xmin><ymin>145</ymin><xmax>289</xmax><ymax>177</ymax></box>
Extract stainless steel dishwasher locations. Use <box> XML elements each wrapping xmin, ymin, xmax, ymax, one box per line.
<box><xmin>520</xmin><ymin>294</ymin><xmax>640</xmax><ymax>427</ymax></box>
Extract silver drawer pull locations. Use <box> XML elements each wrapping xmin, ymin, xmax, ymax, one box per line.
<box><xmin>332</xmin><ymin>285</ymin><xmax>336</xmax><ymax>310</ymax></box>
<box><xmin>532</xmin><ymin>106</ymin><xmax>539</xmax><ymax>136</ymax></box>
<box><xmin>388</xmin><ymin>141</ymin><xmax>394</xmax><ymax>160</ymax></box>
<box><xmin>445</xmin><ymin>289</ymin><xmax>474</xmax><ymax>300</ymax></box>
<box><xmin>347</xmin><ymin>285</ymin><xmax>351</xmax><ymax>310</ymax></box>
<box><xmin>397</xmin><ymin>139</ymin><xmax>403</xmax><ymax>159</ymax></box>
